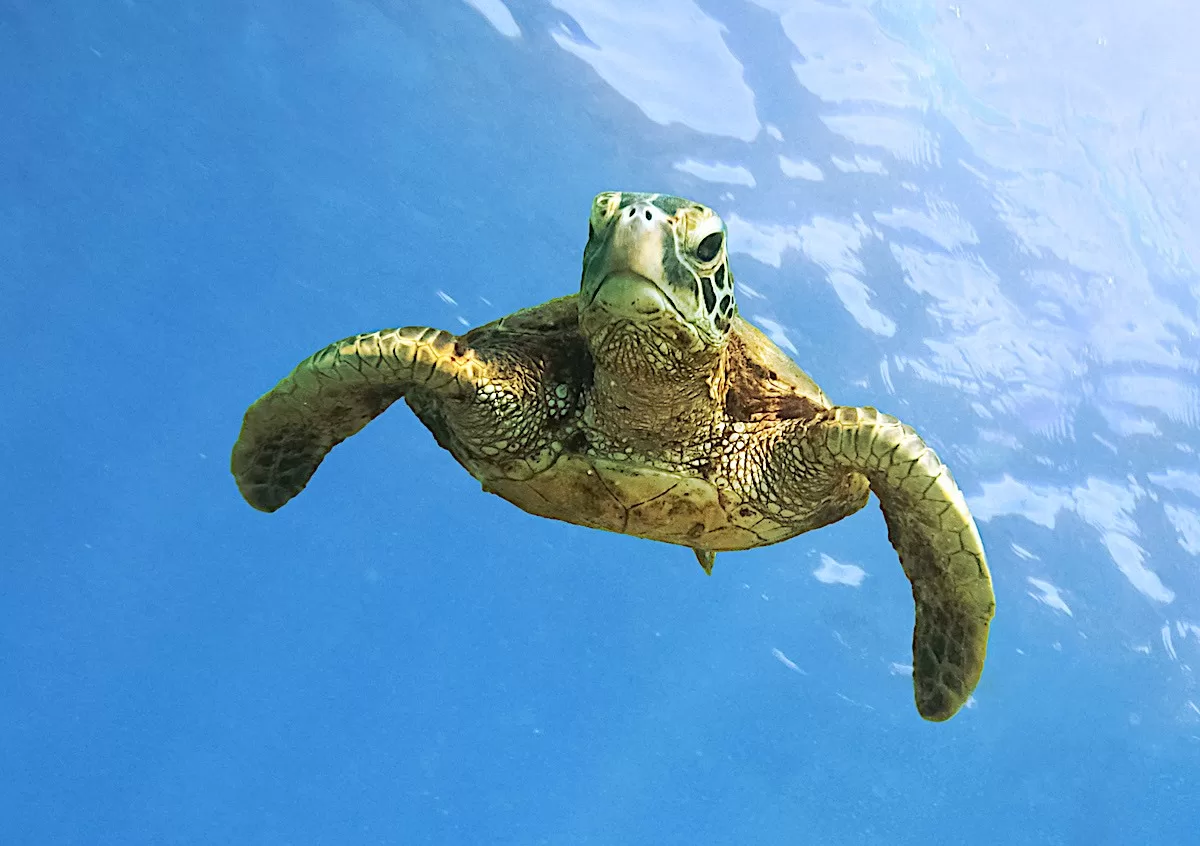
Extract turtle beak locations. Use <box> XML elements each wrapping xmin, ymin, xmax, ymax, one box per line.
<box><xmin>588</xmin><ymin>272</ymin><xmax>672</xmax><ymax>321</ymax></box>
<box><xmin>602</xmin><ymin>201</ymin><xmax>670</xmax><ymax>284</ymax></box>
<box><xmin>582</xmin><ymin>200</ymin><xmax>672</xmax><ymax>308</ymax></box>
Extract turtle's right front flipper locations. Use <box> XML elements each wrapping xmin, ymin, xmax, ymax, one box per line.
<box><xmin>231</xmin><ymin>327</ymin><xmax>482</xmax><ymax>512</ymax></box>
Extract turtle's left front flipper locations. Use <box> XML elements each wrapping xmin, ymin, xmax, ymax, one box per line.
<box><xmin>803</xmin><ymin>407</ymin><xmax>995</xmax><ymax>721</ymax></box>
<box><xmin>231</xmin><ymin>327</ymin><xmax>483</xmax><ymax>513</ymax></box>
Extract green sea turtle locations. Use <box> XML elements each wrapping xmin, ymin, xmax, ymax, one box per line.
<box><xmin>231</xmin><ymin>191</ymin><xmax>994</xmax><ymax>721</ymax></box>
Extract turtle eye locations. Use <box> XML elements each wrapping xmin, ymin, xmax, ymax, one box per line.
<box><xmin>696</xmin><ymin>232</ymin><xmax>724</xmax><ymax>263</ymax></box>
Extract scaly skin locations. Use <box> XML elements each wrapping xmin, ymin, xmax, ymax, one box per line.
<box><xmin>232</xmin><ymin>327</ymin><xmax>485</xmax><ymax>512</ymax></box>
<box><xmin>774</xmin><ymin>407</ymin><xmax>994</xmax><ymax>721</ymax></box>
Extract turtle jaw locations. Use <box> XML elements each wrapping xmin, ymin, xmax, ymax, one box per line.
<box><xmin>579</xmin><ymin>272</ymin><xmax>710</xmax><ymax>369</ymax></box>
<box><xmin>584</xmin><ymin>272</ymin><xmax>694</xmax><ymax>333</ymax></box>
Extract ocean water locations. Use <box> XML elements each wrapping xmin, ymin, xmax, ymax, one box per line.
<box><xmin>4</xmin><ymin>1</ymin><xmax>1199</xmax><ymax>843</ymax></box>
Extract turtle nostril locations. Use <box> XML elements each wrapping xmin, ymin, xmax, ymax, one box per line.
<box><xmin>627</xmin><ymin>205</ymin><xmax>655</xmax><ymax>222</ymax></box>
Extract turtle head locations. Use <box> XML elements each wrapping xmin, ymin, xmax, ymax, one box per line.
<box><xmin>578</xmin><ymin>192</ymin><xmax>736</xmax><ymax>374</ymax></box>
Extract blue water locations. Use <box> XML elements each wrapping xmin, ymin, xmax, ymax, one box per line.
<box><xmin>4</xmin><ymin>1</ymin><xmax>1199</xmax><ymax>843</ymax></box>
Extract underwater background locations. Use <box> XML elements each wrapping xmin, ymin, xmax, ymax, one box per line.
<box><xmin>4</xmin><ymin>0</ymin><xmax>1199</xmax><ymax>843</ymax></box>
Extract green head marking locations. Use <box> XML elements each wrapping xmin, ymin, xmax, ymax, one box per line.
<box><xmin>579</xmin><ymin>191</ymin><xmax>736</xmax><ymax>358</ymax></box>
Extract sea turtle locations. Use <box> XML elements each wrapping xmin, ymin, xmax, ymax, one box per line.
<box><xmin>231</xmin><ymin>191</ymin><xmax>994</xmax><ymax>721</ymax></box>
